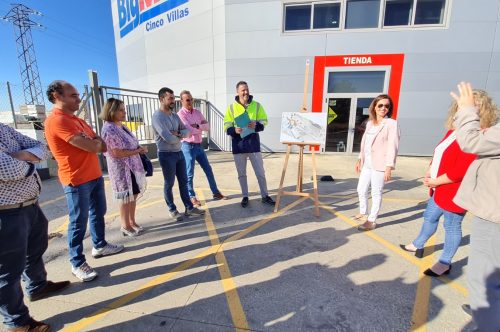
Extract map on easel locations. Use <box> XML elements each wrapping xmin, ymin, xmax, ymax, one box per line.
<box><xmin>280</xmin><ymin>112</ymin><xmax>327</xmax><ymax>145</ymax></box>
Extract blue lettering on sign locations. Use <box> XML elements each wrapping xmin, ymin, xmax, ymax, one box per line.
<box><xmin>146</xmin><ymin>18</ymin><xmax>164</xmax><ymax>31</ymax></box>
<box><xmin>117</xmin><ymin>0</ymin><xmax>189</xmax><ymax>38</ymax></box>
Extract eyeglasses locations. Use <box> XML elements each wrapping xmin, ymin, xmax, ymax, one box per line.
<box><xmin>376</xmin><ymin>104</ymin><xmax>390</xmax><ymax>109</ymax></box>
<box><xmin>184</xmin><ymin>99</ymin><xmax>192</xmax><ymax>102</ymax></box>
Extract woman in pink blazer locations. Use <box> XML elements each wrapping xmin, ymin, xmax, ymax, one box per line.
<box><xmin>355</xmin><ymin>94</ymin><xmax>400</xmax><ymax>231</ymax></box>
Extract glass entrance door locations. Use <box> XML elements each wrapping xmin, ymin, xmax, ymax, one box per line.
<box><xmin>323</xmin><ymin>68</ymin><xmax>389</xmax><ymax>153</ymax></box>
<box><xmin>352</xmin><ymin>98</ymin><xmax>373</xmax><ymax>153</ymax></box>
<box><xmin>325</xmin><ymin>98</ymin><xmax>351</xmax><ymax>152</ymax></box>
<box><xmin>325</xmin><ymin>97</ymin><xmax>375</xmax><ymax>153</ymax></box>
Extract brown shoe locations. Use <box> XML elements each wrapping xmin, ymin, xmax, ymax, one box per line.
<box><xmin>191</xmin><ymin>197</ymin><xmax>201</xmax><ymax>207</ymax></box>
<box><xmin>8</xmin><ymin>319</ymin><xmax>51</xmax><ymax>332</ymax></box>
<box><xmin>28</xmin><ymin>280</ymin><xmax>70</xmax><ymax>301</ymax></box>
<box><xmin>357</xmin><ymin>220</ymin><xmax>376</xmax><ymax>231</ymax></box>
<box><xmin>212</xmin><ymin>193</ymin><xmax>227</xmax><ymax>200</ymax></box>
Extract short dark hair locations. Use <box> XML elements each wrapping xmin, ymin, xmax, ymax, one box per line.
<box><xmin>236</xmin><ymin>81</ymin><xmax>248</xmax><ymax>90</ymax></box>
<box><xmin>46</xmin><ymin>80</ymin><xmax>67</xmax><ymax>104</ymax></box>
<box><xmin>158</xmin><ymin>87</ymin><xmax>174</xmax><ymax>99</ymax></box>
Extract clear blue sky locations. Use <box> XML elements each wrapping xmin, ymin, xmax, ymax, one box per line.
<box><xmin>0</xmin><ymin>0</ymin><xmax>118</xmax><ymax>91</ymax></box>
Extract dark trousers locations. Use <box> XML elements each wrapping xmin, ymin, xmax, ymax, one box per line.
<box><xmin>158</xmin><ymin>151</ymin><xmax>193</xmax><ymax>212</ymax></box>
<box><xmin>0</xmin><ymin>203</ymin><xmax>48</xmax><ymax>328</ymax></box>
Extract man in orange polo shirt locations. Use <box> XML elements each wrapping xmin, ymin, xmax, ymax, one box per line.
<box><xmin>45</xmin><ymin>80</ymin><xmax>123</xmax><ymax>282</ymax></box>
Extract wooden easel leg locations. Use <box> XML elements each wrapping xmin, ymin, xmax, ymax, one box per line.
<box><xmin>274</xmin><ymin>144</ymin><xmax>291</xmax><ymax>212</ymax></box>
<box><xmin>311</xmin><ymin>148</ymin><xmax>320</xmax><ymax>217</ymax></box>
<box><xmin>297</xmin><ymin>145</ymin><xmax>304</xmax><ymax>192</ymax></box>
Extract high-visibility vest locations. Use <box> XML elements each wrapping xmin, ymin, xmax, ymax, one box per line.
<box><xmin>223</xmin><ymin>100</ymin><xmax>268</xmax><ymax>131</ymax></box>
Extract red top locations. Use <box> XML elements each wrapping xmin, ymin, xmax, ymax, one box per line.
<box><xmin>45</xmin><ymin>108</ymin><xmax>102</xmax><ymax>186</ymax></box>
<box><xmin>432</xmin><ymin>130</ymin><xmax>476</xmax><ymax>213</ymax></box>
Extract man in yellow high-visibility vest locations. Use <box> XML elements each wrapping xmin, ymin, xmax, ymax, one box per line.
<box><xmin>223</xmin><ymin>81</ymin><xmax>275</xmax><ymax>208</ymax></box>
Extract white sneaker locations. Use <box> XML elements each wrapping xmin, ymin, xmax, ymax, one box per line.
<box><xmin>92</xmin><ymin>242</ymin><xmax>124</xmax><ymax>258</ymax></box>
<box><xmin>170</xmin><ymin>210</ymin><xmax>183</xmax><ymax>221</ymax></box>
<box><xmin>185</xmin><ymin>206</ymin><xmax>205</xmax><ymax>216</ymax></box>
<box><xmin>72</xmin><ymin>262</ymin><xmax>98</xmax><ymax>282</ymax></box>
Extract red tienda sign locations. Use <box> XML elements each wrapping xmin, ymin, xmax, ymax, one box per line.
<box><xmin>312</xmin><ymin>54</ymin><xmax>405</xmax><ymax>118</ymax></box>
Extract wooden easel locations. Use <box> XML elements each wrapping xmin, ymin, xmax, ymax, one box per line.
<box><xmin>274</xmin><ymin>59</ymin><xmax>320</xmax><ymax>216</ymax></box>
<box><xmin>274</xmin><ymin>142</ymin><xmax>320</xmax><ymax>217</ymax></box>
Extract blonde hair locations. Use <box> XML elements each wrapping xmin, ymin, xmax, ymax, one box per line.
<box><xmin>100</xmin><ymin>98</ymin><xmax>124</xmax><ymax>122</ymax></box>
<box><xmin>445</xmin><ymin>89</ymin><xmax>498</xmax><ymax>129</ymax></box>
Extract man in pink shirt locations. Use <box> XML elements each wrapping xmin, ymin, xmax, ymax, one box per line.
<box><xmin>178</xmin><ymin>90</ymin><xmax>226</xmax><ymax>206</ymax></box>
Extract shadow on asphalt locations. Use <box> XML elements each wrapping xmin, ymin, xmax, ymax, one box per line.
<box><xmin>42</xmin><ymin>183</ymin><xmax>451</xmax><ymax>331</ymax></box>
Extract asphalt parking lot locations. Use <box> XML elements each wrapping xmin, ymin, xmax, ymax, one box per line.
<box><xmin>4</xmin><ymin>151</ymin><xmax>476</xmax><ymax>332</ymax></box>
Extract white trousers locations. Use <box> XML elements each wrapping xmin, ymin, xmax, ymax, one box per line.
<box><xmin>356</xmin><ymin>166</ymin><xmax>385</xmax><ymax>222</ymax></box>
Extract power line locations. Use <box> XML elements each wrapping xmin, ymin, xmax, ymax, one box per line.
<box><xmin>42</xmin><ymin>13</ymin><xmax>111</xmax><ymax>46</ymax></box>
<box><xmin>40</xmin><ymin>28</ymin><xmax>115</xmax><ymax>58</ymax></box>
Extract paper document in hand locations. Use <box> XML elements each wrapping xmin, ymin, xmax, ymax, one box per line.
<box><xmin>234</xmin><ymin>111</ymin><xmax>255</xmax><ymax>138</ymax></box>
<box><xmin>240</xmin><ymin>127</ymin><xmax>255</xmax><ymax>138</ymax></box>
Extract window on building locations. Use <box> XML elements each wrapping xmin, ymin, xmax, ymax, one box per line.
<box><xmin>414</xmin><ymin>0</ymin><xmax>446</xmax><ymax>24</ymax></box>
<box><xmin>313</xmin><ymin>3</ymin><xmax>341</xmax><ymax>29</ymax></box>
<box><xmin>345</xmin><ymin>0</ymin><xmax>380</xmax><ymax>29</ymax></box>
<box><xmin>284</xmin><ymin>4</ymin><xmax>312</xmax><ymax>31</ymax></box>
<box><xmin>283</xmin><ymin>0</ymin><xmax>448</xmax><ymax>32</ymax></box>
<box><xmin>384</xmin><ymin>0</ymin><xmax>413</xmax><ymax>26</ymax></box>
<box><xmin>327</xmin><ymin>71</ymin><xmax>386</xmax><ymax>93</ymax></box>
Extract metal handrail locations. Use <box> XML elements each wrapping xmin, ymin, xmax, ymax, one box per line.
<box><xmin>206</xmin><ymin>102</ymin><xmax>231</xmax><ymax>151</ymax></box>
<box><xmin>81</xmin><ymin>82</ymin><xmax>232</xmax><ymax>151</ymax></box>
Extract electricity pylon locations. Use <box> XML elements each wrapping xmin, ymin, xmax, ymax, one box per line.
<box><xmin>2</xmin><ymin>4</ymin><xmax>44</xmax><ymax>105</ymax></box>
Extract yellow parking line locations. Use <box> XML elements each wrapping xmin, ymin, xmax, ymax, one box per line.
<box><xmin>62</xmin><ymin>195</ymin><xmax>306</xmax><ymax>331</ymax></box>
<box><xmin>198</xmin><ymin>190</ymin><xmax>249</xmax><ymax>331</ymax></box>
<box><xmin>61</xmin><ymin>247</ymin><xmax>219</xmax><ymax>332</ymax></box>
<box><xmin>317</xmin><ymin>193</ymin><xmax>425</xmax><ymax>204</ymax></box>
<box><xmin>320</xmin><ymin>204</ymin><xmax>424</xmax><ymax>267</ymax></box>
<box><xmin>410</xmin><ymin>235</ymin><xmax>436</xmax><ymax>332</ymax></box>
<box><xmin>319</xmin><ymin>202</ymin><xmax>468</xmax><ymax>329</ymax></box>
<box><xmin>39</xmin><ymin>195</ymin><xmax>66</xmax><ymax>208</ymax></box>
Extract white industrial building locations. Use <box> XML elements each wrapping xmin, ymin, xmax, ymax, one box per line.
<box><xmin>111</xmin><ymin>0</ymin><xmax>500</xmax><ymax>155</ymax></box>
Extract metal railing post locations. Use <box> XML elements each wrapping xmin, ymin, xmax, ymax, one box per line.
<box><xmin>88</xmin><ymin>70</ymin><xmax>106</xmax><ymax>170</ymax></box>
<box><xmin>88</xmin><ymin>70</ymin><xmax>104</xmax><ymax>136</ymax></box>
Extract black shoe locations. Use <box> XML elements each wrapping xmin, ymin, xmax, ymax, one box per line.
<box><xmin>423</xmin><ymin>265</ymin><xmax>452</xmax><ymax>277</ymax></box>
<box><xmin>28</xmin><ymin>280</ymin><xmax>71</xmax><ymax>301</ymax></box>
<box><xmin>241</xmin><ymin>197</ymin><xmax>249</xmax><ymax>208</ymax></box>
<box><xmin>399</xmin><ymin>244</ymin><xmax>424</xmax><ymax>258</ymax></box>
<box><xmin>261</xmin><ymin>195</ymin><xmax>275</xmax><ymax>206</ymax></box>
<box><xmin>461</xmin><ymin>304</ymin><xmax>472</xmax><ymax>316</ymax></box>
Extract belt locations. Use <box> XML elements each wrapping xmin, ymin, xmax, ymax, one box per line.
<box><xmin>183</xmin><ymin>142</ymin><xmax>201</xmax><ymax>145</ymax></box>
<box><xmin>0</xmin><ymin>198</ymin><xmax>38</xmax><ymax>211</ymax></box>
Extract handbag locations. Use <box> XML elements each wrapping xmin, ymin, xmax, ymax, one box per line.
<box><xmin>140</xmin><ymin>153</ymin><xmax>153</xmax><ymax>177</ymax></box>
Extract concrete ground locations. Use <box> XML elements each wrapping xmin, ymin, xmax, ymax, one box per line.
<box><xmin>3</xmin><ymin>152</ymin><xmax>476</xmax><ymax>331</ymax></box>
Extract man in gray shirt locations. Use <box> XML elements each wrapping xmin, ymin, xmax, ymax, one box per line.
<box><xmin>152</xmin><ymin>87</ymin><xmax>205</xmax><ymax>221</ymax></box>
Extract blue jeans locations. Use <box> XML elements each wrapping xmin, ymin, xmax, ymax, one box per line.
<box><xmin>0</xmin><ymin>204</ymin><xmax>48</xmax><ymax>328</ymax></box>
<box><xmin>181</xmin><ymin>142</ymin><xmax>220</xmax><ymax>198</ymax></box>
<box><xmin>413</xmin><ymin>196</ymin><xmax>464</xmax><ymax>265</ymax></box>
<box><xmin>158</xmin><ymin>151</ymin><xmax>193</xmax><ymax>212</ymax></box>
<box><xmin>63</xmin><ymin>177</ymin><xmax>107</xmax><ymax>268</ymax></box>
